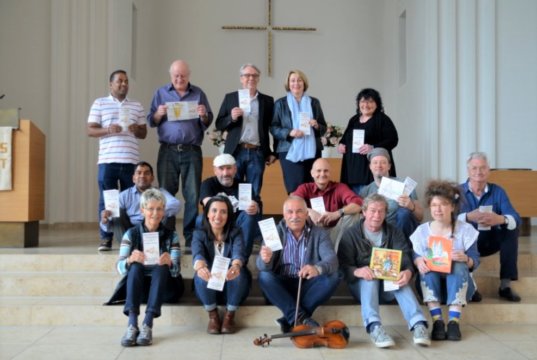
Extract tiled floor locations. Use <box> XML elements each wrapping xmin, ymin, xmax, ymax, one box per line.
<box><xmin>1</xmin><ymin>324</ymin><xmax>536</xmax><ymax>360</ymax></box>
<box><xmin>1</xmin><ymin>224</ymin><xmax>536</xmax><ymax>359</ymax></box>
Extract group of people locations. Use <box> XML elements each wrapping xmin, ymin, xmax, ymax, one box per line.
<box><xmin>87</xmin><ymin>60</ymin><xmax>400</xmax><ymax>252</ymax></box>
<box><xmin>87</xmin><ymin>60</ymin><xmax>522</xmax><ymax>348</ymax></box>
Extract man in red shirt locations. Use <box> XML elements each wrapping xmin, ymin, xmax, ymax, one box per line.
<box><xmin>293</xmin><ymin>158</ymin><xmax>362</xmax><ymax>250</ymax></box>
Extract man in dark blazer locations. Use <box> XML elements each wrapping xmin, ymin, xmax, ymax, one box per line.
<box><xmin>215</xmin><ymin>63</ymin><xmax>275</xmax><ymax>199</ymax></box>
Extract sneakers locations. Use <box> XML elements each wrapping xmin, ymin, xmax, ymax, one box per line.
<box><xmin>498</xmin><ymin>287</ymin><xmax>521</xmax><ymax>302</ymax></box>
<box><xmin>369</xmin><ymin>324</ymin><xmax>395</xmax><ymax>348</ymax></box>
<box><xmin>98</xmin><ymin>239</ymin><xmax>112</xmax><ymax>251</ymax></box>
<box><xmin>412</xmin><ymin>323</ymin><xmax>431</xmax><ymax>346</ymax></box>
<box><xmin>136</xmin><ymin>324</ymin><xmax>152</xmax><ymax>346</ymax></box>
<box><xmin>446</xmin><ymin>321</ymin><xmax>461</xmax><ymax>341</ymax></box>
<box><xmin>431</xmin><ymin>320</ymin><xmax>447</xmax><ymax>341</ymax></box>
<box><xmin>120</xmin><ymin>325</ymin><xmax>139</xmax><ymax>347</ymax></box>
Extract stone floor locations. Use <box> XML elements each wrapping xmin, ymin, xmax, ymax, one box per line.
<box><xmin>1</xmin><ymin>323</ymin><xmax>536</xmax><ymax>360</ymax></box>
<box><xmin>1</xmin><ymin>224</ymin><xmax>536</xmax><ymax>359</ymax></box>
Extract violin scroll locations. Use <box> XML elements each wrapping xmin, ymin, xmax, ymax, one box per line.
<box><xmin>253</xmin><ymin>334</ymin><xmax>272</xmax><ymax>347</ymax></box>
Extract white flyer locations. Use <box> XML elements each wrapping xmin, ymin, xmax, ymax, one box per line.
<box><xmin>238</xmin><ymin>183</ymin><xmax>252</xmax><ymax>211</ymax></box>
<box><xmin>166</xmin><ymin>101</ymin><xmax>198</xmax><ymax>121</ymax></box>
<box><xmin>478</xmin><ymin>205</ymin><xmax>493</xmax><ymax>231</ymax></box>
<box><xmin>119</xmin><ymin>107</ymin><xmax>131</xmax><ymax>132</ymax></box>
<box><xmin>352</xmin><ymin>129</ymin><xmax>365</xmax><ymax>153</ymax></box>
<box><xmin>103</xmin><ymin>189</ymin><xmax>120</xmax><ymax>218</ymax></box>
<box><xmin>310</xmin><ymin>196</ymin><xmax>326</xmax><ymax>214</ymax></box>
<box><xmin>403</xmin><ymin>177</ymin><xmax>418</xmax><ymax>196</ymax></box>
<box><xmin>298</xmin><ymin>112</ymin><xmax>311</xmax><ymax>135</ymax></box>
<box><xmin>378</xmin><ymin>177</ymin><xmax>405</xmax><ymax>201</ymax></box>
<box><xmin>384</xmin><ymin>280</ymin><xmax>400</xmax><ymax>292</ymax></box>
<box><xmin>258</xmin><ymin>218</ymin><xmax>283</xmax><ymax>251</ymax></box>
<box><xmin>207</xmin><ymin>255</ymin><xmax>231</xmax><ymax>291</ymax></box>
<box><xmin>142</xmin><ymin>232</ymin><xmax>160</xmax><ymax>266</ymax></box>
<box><xmin>238</xmin><ymin>89</ymin><xmax>251</xmax><ymax>112</ymax></box>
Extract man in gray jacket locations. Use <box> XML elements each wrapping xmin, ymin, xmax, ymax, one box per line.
<box><xmin>257</xmin><ymin>196</ymin><xmax>339</xmax><ymax>333</ymax></box>
<box><xmin>338</xmin><ymin>194</ymin><xmax>430</xmax><ymax>348</ymax></box>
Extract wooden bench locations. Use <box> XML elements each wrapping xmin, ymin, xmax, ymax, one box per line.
<box><xmin>489</xmin><ymin>169</ymin><xmax>537</xmax><ymax>235</ymax></box>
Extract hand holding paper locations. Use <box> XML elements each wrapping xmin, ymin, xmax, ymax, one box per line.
<box><xmin>258</xmin><ymin>218</ymin><xmax>282</xmax><ymax>251</ymax></box>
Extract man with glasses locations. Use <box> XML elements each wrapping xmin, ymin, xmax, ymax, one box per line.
<box><xmin>215</xmin><ymin>64</ymin><xmax>275</xmax><ymax>199</ymax></box>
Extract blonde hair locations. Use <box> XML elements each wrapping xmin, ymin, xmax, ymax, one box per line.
<box><xmin>284</xmin><ymin>69</ymin><xmax>309</xmax><ymax>92</ymax></box>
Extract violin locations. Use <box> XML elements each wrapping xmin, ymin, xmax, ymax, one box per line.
<box><xmin>253</xmin><ymin>320</ymin><xmax>350</xmax><ymax>349</ymax></box>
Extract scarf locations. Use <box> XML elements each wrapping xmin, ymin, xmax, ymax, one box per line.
<box><xmin>285</xmin><ymin>92</ymin><xmax>316</xmax><ymax>162</ymax></box>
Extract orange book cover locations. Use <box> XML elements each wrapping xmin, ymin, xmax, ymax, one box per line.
<box><xmin>369</xmin><ymin>247</ymin><xmax>402</xmax><ymax>281</ymax></box>
<box><xmin>425</xmin><ymin>235</ymin><xmax>453</xmax><ymax>273</ymax></box>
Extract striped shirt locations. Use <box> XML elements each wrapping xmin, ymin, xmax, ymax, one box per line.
<box><xmin>280</xmin><ymin>228</ymin><xmax>308</xmax><ymax>277</ymax></box>
<box><xmin>88</xmin><ymin>95</ymin><xmax>145</xmax><ymax>164</ymax></box>
<box><xmin>116</xmin><ymin>226</ymin><xmax>181</xmax><ymax>278</ymax></box>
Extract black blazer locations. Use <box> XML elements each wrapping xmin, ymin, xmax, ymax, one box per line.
<box><xmin>215</xmin><ymin>91</ymin><xmax>275</xmax><ymax>159</ymax></box>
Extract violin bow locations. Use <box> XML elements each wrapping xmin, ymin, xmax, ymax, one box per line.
<box><xmin>293</xmin><ymin>276</ymin><xmax>303</xmax><ymax>327</ymax></box>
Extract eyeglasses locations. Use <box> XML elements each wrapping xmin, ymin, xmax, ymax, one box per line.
<box><xmin>241</xmin><ymin>73</ymin><xmax>260</xmax><ymax>79</ymax></box>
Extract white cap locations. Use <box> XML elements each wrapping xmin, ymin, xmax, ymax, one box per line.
<box><xmin>213</xmin><ymin>153</ymin><xmax>236</xmax><ymax>167</ymax></box>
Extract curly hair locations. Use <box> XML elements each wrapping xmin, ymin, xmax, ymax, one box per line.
<box><xmin>425</xmin><ymin>180</ymin><xmax>461</xmax><ymax>236</ymax></box>
<box><xmin>356</xmin><ymin>88</ymin><xmax>384</xmax><ymax>115</ymax></box>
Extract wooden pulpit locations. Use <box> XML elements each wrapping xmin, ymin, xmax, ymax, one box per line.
<box><xmin>0</xmin><ymin>119</ymin><xmax>45</xmax><ymax>247</ymax></box>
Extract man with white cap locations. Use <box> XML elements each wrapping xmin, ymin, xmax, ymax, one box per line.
<box><xmin>199</xmin><ymin>153</ymin><xmax>262</xmax><ymax>259</ymax></box>
<box><xmin>359</xmin><ymin>147</ymin><xmax>423</xmax><ymax>238</ymax></box>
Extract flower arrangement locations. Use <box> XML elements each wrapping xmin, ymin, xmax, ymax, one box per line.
<box><xmin>206</xmin><ymin>128</ymin><xmax>227</xmax><ymax>147</ymax></box>
<box><xmin>321</xmin><ymin>124</ymin><xmax>343</xmax><ymax>147</ymax></box>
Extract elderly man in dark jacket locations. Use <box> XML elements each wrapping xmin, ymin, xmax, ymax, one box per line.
<box><xmin>338</xmin><ymin>194</ymin><xmax>429</xmax><ymax>348</ymax></box>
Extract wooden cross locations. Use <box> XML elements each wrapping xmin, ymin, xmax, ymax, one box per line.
<box><xmin>222</xmin><ymin>0</ymin><xmax>317</xmax><ymax>77</ymax></box>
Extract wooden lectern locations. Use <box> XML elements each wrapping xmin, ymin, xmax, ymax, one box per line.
<box><xmin>0</xmin><ymin>119</ymin><xmax>45</xmax><ymax>247</ymax></box>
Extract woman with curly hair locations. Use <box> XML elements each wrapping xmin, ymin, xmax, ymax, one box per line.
<box><xmin>410</xmin><ymin>180</ymin><xmax>479</xmax><ymax>341</ymax></box>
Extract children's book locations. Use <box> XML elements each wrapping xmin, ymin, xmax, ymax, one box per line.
<box><xmin>369</xmin><ymin>247</ymin><xmax>402</xmax><ymax>281</ymax></box>
<box><xmin>425</xmin><ymin>235</ymin><xmax>452</xmax><ymax>273</ymax></box>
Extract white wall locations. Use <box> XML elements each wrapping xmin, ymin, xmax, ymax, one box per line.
<box><xmin>0</xmin><ymin>0</ymin><xmax>535</xmax><ymax>224</ymax></box>
<box><xmin>0</xmin><ymin>0</ymin><xmax>50</xmax><ymax>133</ymax></box>
<box><xmin>496</xmin><ymin>0</ymin><xmax>537</xmax><ymax>169</ymax></box>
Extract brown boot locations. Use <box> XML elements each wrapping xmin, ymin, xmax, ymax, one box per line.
<box><xmin>207</xmin><ymin>309</ymin><xmax>221</xmax><ymax>334</ymax></box>
<box><xmin>221</xmin><ymin>311</ymin><xmax>235</xmax><ymax>334</ymax></box>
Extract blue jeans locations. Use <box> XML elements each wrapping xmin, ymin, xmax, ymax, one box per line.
<box><xmin>194</xmin><ymin>269</ymin><xmax>250</xmax><ymax>311</ymax></box>
<box><xmin>236</xmin><ymin>211</ymin><xmax>262</xmax><ymax>260</ymax></box>
<box><xmin>348</xmin><ymin>279</ymin><xmax>427</xmax><ymax>330</ymax></box>
<box><xmin>234</xmin><ymin>147</ymin><xmax>265</xmax><ymax>199</ymax></box>
<box><xmin>258</xmin><ymin>271</ymin><xmax>339</xmax><ymax>325</ymax></box>
<box><xmin>278</xmin><ymin>152</ymin><xmax>316</xmax><ymax>194</ymax></box>
<box><xmin>420</xmin><ymin>261</ymin><xmax>473</xmax><ymax>306</ymax></box>
<box><xmin>477</xmin><ymin>227</ymin><xmax>519</xmax><ymax>280</ymax></box>
<box><xmin>157</xmin><ymin>144</ymin><xmax>202</xmax><ymax>246</ymax></box>
<box><xmin>124</xmin><ymin>263</ymin><xmax>172</xmax><ymax>318</ymax></box>
<box><xmin>395</xmin><ymin>207</ymin><xmax>419</xmax><ymax>239</ymax></box>
<box><xmin>97</xmin><ymin>163</ymin><xmax>135</xmax><ymax>240</ymax></box>
<box><xmin>350</xmin><ymin>184</ymin><xmax>367</xmax><ymax>196</ymax></box>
